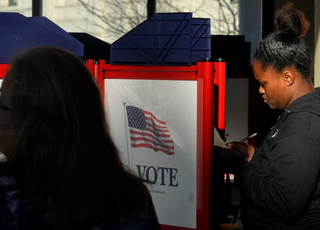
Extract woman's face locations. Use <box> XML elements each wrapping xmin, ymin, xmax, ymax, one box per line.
<box><xmin>0</xmin><ymin>71</ymin><xmax>15</xmax><ymax>154</ymax></box>
<box><xmin>252</xmin><ymin>60</ymin><xmax>290</xmax><ymax>110</ymax></box>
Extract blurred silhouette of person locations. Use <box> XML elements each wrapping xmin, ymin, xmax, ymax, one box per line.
<box><xmin>227</xmin><ymin>4</ymin><xmax>320</xmax><ymax>229</ymax></box>
<box><xmin>0</xmin><ymin>46</ymin><xmax>160</xmax><ymax>230</ymax></box>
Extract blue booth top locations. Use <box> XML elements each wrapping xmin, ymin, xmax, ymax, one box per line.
<box><xmin>111</xmin><ymin>12</ymin><xmax>211</xmax><ymax>66</ymax></box>
<box><xmin>0</xmin><ymin>12</ymin><xmax>84</xmax><ymax>63</ymax></box>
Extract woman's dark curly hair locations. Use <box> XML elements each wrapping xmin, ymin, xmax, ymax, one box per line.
<box><xmin>254</xmin><ymin>3</ymin><xmax>312</xmax><ymax>81</ymax></box>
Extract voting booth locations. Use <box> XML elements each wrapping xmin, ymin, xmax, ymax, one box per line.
<box><xmin>88</xmin><ymin>13</ymin><xmax>226</xmax><ymax>228</ymax></box>
<box><xmin>86</xmin><ymin>56</ymin><xmax>226</xmax><ymax>230</ymax></box>
<box><xmin>90</xmin><ymin>13</ymin><xmax>226</xmax><ymax>229</ymax></box>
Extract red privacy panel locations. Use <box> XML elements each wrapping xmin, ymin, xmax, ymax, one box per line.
<box><xmin>214</xmin><ymin>59</ymin><xmax>226</xmax><ymax>137</ymax></box>
<box><xmin>0</xmin><ymin>64</ymin><xmax>10</xmax><ymax>79</ymax></box>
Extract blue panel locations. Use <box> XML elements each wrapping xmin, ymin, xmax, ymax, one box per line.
<box><xmin>111</xmin><ymin>13</ymin><xmax>211</xmax><ymax>66</ymax></box>
<box><xmin>0</xmin><ymin>13</ymin><xmax>83</xmax><ymax>63</ymax></box>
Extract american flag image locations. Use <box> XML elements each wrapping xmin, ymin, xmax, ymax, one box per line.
<box><xmin>126</xmin><ymin>105</ymin><xmax>175</xmax><ymax>155</ymax></box>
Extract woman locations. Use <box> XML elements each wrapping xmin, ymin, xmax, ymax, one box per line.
<box><xmin>227</xmin><ymin>4</ymin><xmax>320</xmax><ymax>230</ymax></box>
<box><xmin>0</xmin><ymin>46</ymin><xmax>160</xmax><ymax>230</ymax></box>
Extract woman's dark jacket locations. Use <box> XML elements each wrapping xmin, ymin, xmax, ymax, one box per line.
<box><xmin>233</xmin><ymin>91</ymin><xmax>320</xmax><ymax>230</ymax></box>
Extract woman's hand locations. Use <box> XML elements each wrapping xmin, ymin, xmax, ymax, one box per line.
<box><xmin>226</xmin><ymin>141</ymin><xmax>255</xmax><ymax>162</ymax></box>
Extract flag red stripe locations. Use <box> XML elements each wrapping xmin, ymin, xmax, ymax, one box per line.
<box><xmin>146</xmin><ymin>124</ymin><xmax>169</xmax><ymax>133</ymax></box>
<box><xmin>146</xmin><ymin>128</ymin><xmax>170</xmax><ymax>136</ymax></box>
<box><xmin>144</xmin><ymin>111</ymin><xmax>166</xmax><ymax>125</ymax></box>
<box><xmin>130</xmin><ymin>129</ymin><xmax>171</xmax><ymax>139</ymax></box>
<box><xmin>131</xmin><ymin>143</ymin><xmax>175</xmax><ymax>155</ymax></box>
<box><xmin>145</xmin><ymin>118</ymin><xmax>168</xmax><ymax>129</ymax></box>
<box><xmin>130</xmin><ymin>129</ymin><xmax>171</xmax><ymax>138</ymax></box>
<box><xmin>131</xmin><ymin>140</ymin><xmax>174</xmax><ymax>151</ymax></box>
<box><xmin>131</xmin><ymin>136</ymin><xmax>174</xmax><ymax>144</ymax></box>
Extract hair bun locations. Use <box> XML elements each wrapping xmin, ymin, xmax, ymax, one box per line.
<box><xmin>274</xmin><ymin>3</ymin><xmax>310</xmax><ymax>38</ymax></box>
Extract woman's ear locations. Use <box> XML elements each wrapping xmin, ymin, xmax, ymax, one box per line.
<box><xmin>283</xmin><ymin>70</ymin><xmax>294</xmax><ymax>86</ymax></box>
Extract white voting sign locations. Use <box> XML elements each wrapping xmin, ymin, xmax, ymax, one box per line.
<box><xmin>105</xmin><ymin>79</ymin><xmax>197</xmax><ymax>228</ymax></box>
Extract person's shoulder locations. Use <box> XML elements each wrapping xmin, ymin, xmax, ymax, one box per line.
<box><xmin>0</xmin><ymin>172</ymin><xmax>49</xmax><ymax>229</ymax></box>
<box><xmin>0</xmin><ymin>174</ymin><xmax>23</xmax><ymax>204</ymax></box>
<box><xmin>0</xmin><ymin>174</ymin><xmax>16</xmax><ymax>183</ymax></box>
<box><xmin>92</xmin><ymin>192</ymin><xmax>160</xmax><ymax>230</ymax></box>
<box><xmin>289</xmin><ymin>91</ymin><xmax>320</xmax><ymax>115</ymax></box>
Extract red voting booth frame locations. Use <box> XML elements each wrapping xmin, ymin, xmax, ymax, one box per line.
<box><xmin>89</xmin><ymin>60</ymin><xmax>226</xmax><ymax>230</ymax></box>
<box><xmin>0</xmin><ymin>64</ymin><xmax>9</xmax><ymax>79</ymax></box>
<box><xmin>0</xmin><ymin>60</ymin><xmax>226</xmax><ymax>230</ymax></box>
